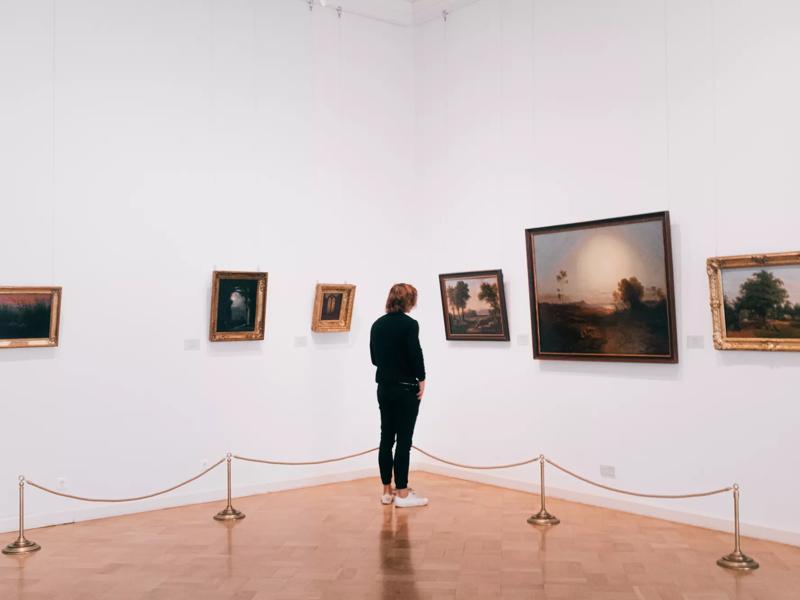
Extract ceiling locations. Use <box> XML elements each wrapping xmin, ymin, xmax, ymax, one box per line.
<box><xmin>315</xmin><ymin>0</ymin><xmax>481</xmax><ymax>27</ymax></box>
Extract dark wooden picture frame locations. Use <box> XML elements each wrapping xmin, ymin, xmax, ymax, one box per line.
<box><xmin>438</xmin><ymin>270</ymin><xmax>510</xmax><ymax>341</ymax></box>
<box><xmin>209</xmin><ymin>271</ymin><xmax>268</xmax><ymax>342</ymax></box>
<box><xmin>525</xmin><ymin>212</ymin><xmax>678</xmax><ymax>363</ymax></box>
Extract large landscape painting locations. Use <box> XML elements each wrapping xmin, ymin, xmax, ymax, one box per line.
<box><xmin>439</xmin><ymin>270</ymin><xmax>510</xmax><ymax>341</ymax></box>
<box><xmin>526</xmin><ymin>212</ymin><xmax>677</xmax><ymax>362</ymax></box>
<box><xmin>708</xmin><ymin>252</ymin><xmax>800</xmax><ymax>351</ymax></box>
<box><xmin>0</xmin><ymin>287</ymin><xmax>62</xmax><ymax>348</ymax></box>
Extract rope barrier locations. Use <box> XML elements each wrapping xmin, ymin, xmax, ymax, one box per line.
<box><xmin>544</xmin><ymin>458</ymin><xmax>733</xmax><ymax>500</ymax></box>
<box><xmin>234</xmin><ymin>447</ymin><xmax>378</xmax><ymax>466</ymax></box>
<box><xmin>4</xmin><ymin>447</ymin><xmax>759</xmax><ymax>570</ymax></box>
<box><xmin>411</xmin><ymin>446</ymin><xmax>539</xmax><ymax>470</ymax></box>
<box><xmin>25</xmin><ymin>457</ymin><xmax>226</xmax><ymax>503</ymax></box>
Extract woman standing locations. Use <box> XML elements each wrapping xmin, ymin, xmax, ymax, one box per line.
<box><xmin>370</xmin><ymin>283</ymin><xmax>428</xmax><ymax>508</ymax></box>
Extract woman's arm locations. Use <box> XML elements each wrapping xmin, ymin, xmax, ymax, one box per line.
<box><xmin>406</xmin><ymin>320</ymin><xmax>426</xmax><ymax>384</ymax></box>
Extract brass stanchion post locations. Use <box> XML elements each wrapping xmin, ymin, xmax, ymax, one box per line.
<box><xmin>214</xmin><ymin>454</ymin><xmax>245</xmax><ymax>521</ymax></box>
<box><xmin>3</xmin><ymin>477</ymin><xmax>41</xmax><ymax>555</ymax></box>
<box><xmin>717</xmin><ymin>484</ymin><xmax>758</xmax><ymax>571</ymax></box>
<box><xmin>527</xmin><ymin>455</ymin><xmax>560</xmax><ymax>526</ymax></box>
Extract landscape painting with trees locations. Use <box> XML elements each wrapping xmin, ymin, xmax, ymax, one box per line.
<box><xmin>438</xmin><ymin>270</ymin><xmax>510</xmax><ymax>341</ymax></box>
<box><xmin>526</xmin><ymin>212</ymin><xmax>677</xmax><ymax>362</ymax></box>
<box><xmin>0</xmin><ymin>287</ymin><xmax>62</xmax><ymax>348</ymax></box>
<box><xmin>708</xmin><ymin>252</ymin><xmax>800</xmax><ymax>351</ymax></box>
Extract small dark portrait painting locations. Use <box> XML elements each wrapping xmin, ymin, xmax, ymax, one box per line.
<box><xmin>321</xmin><ymin>293</ymin><xmax>344</xmax><ymax>321</ymax></box>
<box><xmin>438</xmin><ymin>270</ymin><xmax>510</xmax><ymax>341</ymax></box>
<box><xmin>209</xmin><ymin>271</ymin><xmax>267</xmax><ymax>342</ymax></box>
<box><xmin>526</xmin><ymin>212</ymin><xmax>678</xmax><ymax>363</ymax></box>
<box><xmin>0</xmin><ymin>287</ymin><xmax>62</xmax><ymax>348</ymax></box>
<box><xmin>312</xmin><ymin>284</ymin><xmax>355</xmax><ymax>333</ymax></box>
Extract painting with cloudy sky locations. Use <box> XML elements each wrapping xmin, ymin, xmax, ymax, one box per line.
<box><xmin>526</xmin><ymin>212</ymin><xmax>677</xmax><ymax>362</ymax></box>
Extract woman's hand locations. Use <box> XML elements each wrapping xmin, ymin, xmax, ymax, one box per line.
<box><xmin>417</xmin><ymin>380</ymin><xmax>426</xmax><ymax>401</ymax></box>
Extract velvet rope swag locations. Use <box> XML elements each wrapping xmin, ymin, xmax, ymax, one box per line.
<box><xmin>2</xmin><ymin>448</ymin><xmax>759</xmax><ymax>571</ymax></box>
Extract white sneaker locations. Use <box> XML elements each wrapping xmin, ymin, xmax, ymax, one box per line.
<box><xmin>381</xmin><ymin>493</ymin><xmax>394</xmax><ymax>505</ymax></box>
<box><xmin>394</xmin><ymin>491</ymin><xmax>428</xmax><ymax>508</ymax></box>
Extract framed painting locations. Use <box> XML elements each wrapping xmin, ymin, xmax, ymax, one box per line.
<box><xmin>0</xmin><ymin>287</ymin><xmax>62</xmax><ymax>349</ymax></box>
<box><xmin>311</xmin><ymin>284</ymin><xmax>355</xmax><ymax>333</ymax></box>
<box><xmin>209</xmin><ymin>271</ymin><xmax>267</xmax><ymax>342</ymax></box>
<box><xmin>525</xmin><ymin>211</ymin><xmax>678</xmax><ymax>363</ymax></box>
<box><xmin>707</xmin><ymin>251</ymin><xmax>800</xmax><ymax>351</ymax></box>
<box><xmin>438</xmin><ymin>270</ymin><xmax>510</xmax><ymax>341</ymax></box>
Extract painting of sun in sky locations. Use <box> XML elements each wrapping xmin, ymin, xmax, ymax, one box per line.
<box><xmin>526</xmin><ymin>212</ymin><xmax>677</xmax><ymax>362</ymax></box>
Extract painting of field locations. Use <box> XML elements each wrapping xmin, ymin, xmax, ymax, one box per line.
<box><xmin>722</xmin><ymin>265</ymin><xmax>800</xmax><ymax>339</ymax></box>
<box><xmin>439</xmin><ymin>270</ymin><xmax>509</xmax><ymax>341</ymax></box>
<box><xmin>527</xmin><ymin>213</ymin><xmax>676</xmax><ymax>361</ymax></box>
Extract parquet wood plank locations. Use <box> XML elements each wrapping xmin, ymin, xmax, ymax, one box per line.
<box><xmin>1</xmin><ymin>472</ymin><xmax>799</xmax><ymax>599</ymax></box>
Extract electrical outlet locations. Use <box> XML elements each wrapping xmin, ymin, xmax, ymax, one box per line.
<box><xmin>599</xmin><ymin>465</ymin><xmax>616</xmax><ymax>479</ymax></box>
<box><xmin>687</xmin><ymin>335</ymin><xmax>705</xmax><ymax>349</ymax></box>
<box><xmin>184</xmin><ymin>339</ymin><xmax>201</xmax><ymax>351</ymax></box>
<box><xmin>294</xmin><ymin>336</ymin><xmax>309</xmax><ymax>348</ymax></box>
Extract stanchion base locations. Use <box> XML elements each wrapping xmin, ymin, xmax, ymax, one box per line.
<box><xmin>214</xmin><ymin>506</ymin><xmax>245</xmax><ymax>521</ymax></box>
<box><xmin>2</xmin><ymin>538</ymin><xmax>41</xmax><ymax>556</ymax></box>
<box><xmin>717</xmin><ymin>551</ymin><xmax>759</xmax><ymax>571</ymax></box>
<box><xmin>527</xmin><ymin>510</ymin><xmax>560</xmax><ymax>526</ymax></box>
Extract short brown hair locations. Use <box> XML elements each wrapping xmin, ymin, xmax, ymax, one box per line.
<box><xmin>385</xmin><ymin>283</ymin><xmax>418</xmax><ymax>313</ymax></box>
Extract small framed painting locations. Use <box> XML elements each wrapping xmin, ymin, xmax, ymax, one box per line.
<box><xmin>438</xmin><ymin>270</ymin><xmax>510</xmax><ymax>341</ymax></box>
<box><xmin>311</xmin><ymin>284</ymin><xmax>355</xmax><ymax>333</ymax></box>
<box><xmin>526</xmin><ymin>211</ymin><xmax>678</xmax><ymax>363</ymax></box>
<box><xmin>707</xmin><ymin>251</ymin><xmax>800</xmax><ymax>351</ymax></box>
<box><xmin>209</xmin><ymin>271</ymin><xmax>268</xmax><ymax>342</ymax></box>
<box><xmin>0</xmin><ymin>287</ymin><xmax>62</xmax><ymax>348</ymax></box>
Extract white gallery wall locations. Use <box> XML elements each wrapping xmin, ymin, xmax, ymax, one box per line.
<box><xmin>0</xmin><ymin>0</ymin><xmax>415</xmax><ymax>530</ymax></box>
<box><xmin>1</xmin><ymin>0</ymin><xmax>799</xmax><ymax>545</ymax></box>
<box><xmin>412</xmin><ymin>0</ymin><xmax>800</xmax><ymax>543</ymax></box>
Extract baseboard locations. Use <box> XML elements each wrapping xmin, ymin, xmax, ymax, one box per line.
<box><xmin>0</xmin><ymin>468</ymin><xmax>376</xmax><ymax>534</ymax></box>
<box><xmin>4</xmin><ymin>464</ymin><xmax>797</xmax><ymax>549</ymax></box>
<box><xmin>412</xmin><ymin>462</ymin><xmax>800</xmax><ymax>548</ymax></box>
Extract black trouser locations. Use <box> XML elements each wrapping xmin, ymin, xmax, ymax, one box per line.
<box><xmin>377</xmin><ymin>383</ymin><xmax>420</xmax><ymax>490</ymax></box>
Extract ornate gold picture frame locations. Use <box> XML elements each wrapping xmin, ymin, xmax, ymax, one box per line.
<box><xmin>209</xmin><ymin>271</ymin><xmax>268</xmax><ymax>342</ymax></box>
<box><xmin>0</xmin><ymin>287</ymin><xmax>62</xmax><ymax>349</ymax></box>
<box><xmin>311</xmin><ymin>284</ymin><xmax>355</xmax><ymax>333</ymax></box>
<box><xmin>707</xmin><ymin>252</ymin><xmax>800</xmax><ymax>351</ymax></box>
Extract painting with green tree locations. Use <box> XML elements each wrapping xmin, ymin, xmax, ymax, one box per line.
<box><xmin>438</xmin><ymin>270</ymin><xmax>510</xmax><ymax>341</ymax></box>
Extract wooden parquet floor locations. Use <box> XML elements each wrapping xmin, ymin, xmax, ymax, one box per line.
<box><xmin>1</xmin><ymin>472</ymin><xmax>799</xmax><ymax>599</ymax></box>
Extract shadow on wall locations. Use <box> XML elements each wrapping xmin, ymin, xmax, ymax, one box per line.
<box><xmin>0</xmin><ymin>347</ymin><xmax>58</xmax><ymax>363</ymax></box>
<box><xmin>715</xmin><ymin>351</ymin><xmax>800</xmax><ymax>369</ymax></box>
<box><xmin>311</xmin><ymin>332</ymin><xmax>352</xmax><ymax>347</ymax></box>
<box><xmin>538</xmin><ymin>359</ymin><xmax>682</xmax><ymax>382</ymax></box>
<box><xmin>208</xmin><ymin>341</ymin><xmax>265</xmax><ymax>357</ymax></box>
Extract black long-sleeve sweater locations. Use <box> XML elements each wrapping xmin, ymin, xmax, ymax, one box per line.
<box><xmin>369</xmin><ymin>312</ymin><xmax>426</xmax><ymax>384</ymax></box>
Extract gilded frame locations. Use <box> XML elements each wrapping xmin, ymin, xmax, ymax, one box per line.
<box><xmin>438</xmin><ymin>270</ymin><xmax>510</xmax><ymax>341</ymax></box>
<box><xmin>707</xmin><ymin>251</ymin><xmax>800</xmax><ymax>351</ymax></box>
<box><xmin>311</xmin><ymin>283</ymin><xmax>356</xmax><ymax>333</ymax></box>
<box><xmin>525</xmin><ymin>211</ymin><xmax>678</xmax><ymax>363</ymax></box>
<box><xmin>0</xmin><ymin>286</ymin><xmax>62</xmax><ymax>349</ymax></box>
<box><xmin>209</xmin><ymin>271</ymin><xmax>268</xmax><ymax>342</ymax></box>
